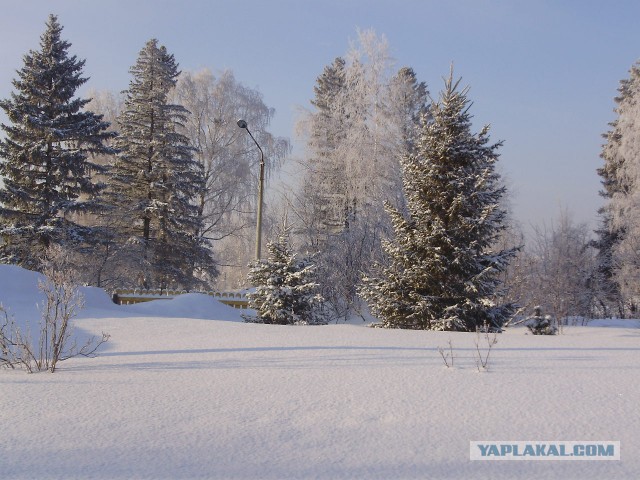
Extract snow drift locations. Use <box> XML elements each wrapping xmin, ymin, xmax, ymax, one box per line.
<box><xmin>1</xmin><ymin>265</ymin><xmax>639</xmax><ymax>479</ymax></box>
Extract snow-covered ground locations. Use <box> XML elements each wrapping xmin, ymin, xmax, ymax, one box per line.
<box><xmin>1</xmin><ymin>265</ymin><xmax>639</xmax><ymax>479</ymax></box>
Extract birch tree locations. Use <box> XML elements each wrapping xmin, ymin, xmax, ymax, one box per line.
<box><xmin>171</xmin><ymin>69</ymin><xmax>289</xmax><ymax>287</ymax></box>
<box><xmin>527</xmin><ymin>212</ymin><xmax>596</xmax><ymax>327</ymax></box>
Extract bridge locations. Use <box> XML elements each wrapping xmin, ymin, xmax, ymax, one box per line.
<box><xmin>112</xmin><ymin>289</ymin><xmax>250</xmax><ymax>309</ymax></box>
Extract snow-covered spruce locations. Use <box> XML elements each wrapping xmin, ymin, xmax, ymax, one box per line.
<box><xmin>525</xmin><ymin>306</ymin><xmax>557</xmax><ymax>335</ymax></box>
<box><xmin>244</xmin><ymin>230</ymin><xmax>325</xmax><ymax>325</ymax></box>
<box><xmin>0</xmin><ymin>15</ymin><xmax>115</xmax><ymax>269</ymax></box>
<box><xmin>105</xmin><ymin>39</ymin><xmax>216</xmax><ymax>291</ymax></box>
<box><xmin>360</xmin><ymin>71</ymin><xmax>518</xmax><ymax>332</ymax></box>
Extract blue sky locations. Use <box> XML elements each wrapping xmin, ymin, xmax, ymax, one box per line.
<box><xmin>1</xmin><ymin>0</ymin><xmax>639</xmax><ymax>231</ymax></box>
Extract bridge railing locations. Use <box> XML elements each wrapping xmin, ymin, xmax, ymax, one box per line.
<box><xmin>112</xmin><ymin>289</ymin><xmax>250</xmax><ymax>309</ymax></box>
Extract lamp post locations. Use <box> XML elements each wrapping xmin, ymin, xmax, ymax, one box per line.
<box><xmin>237</xmin><ymin>119</ymin><xmax>265</xmax><ymax>260</ymax></box>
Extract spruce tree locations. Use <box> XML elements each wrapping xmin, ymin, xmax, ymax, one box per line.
<box><xmin>0</xmin><ymin>15</ymin><xmax>114</xmax><ymax>268</ymax></box>
<box><xmin>389</xmin><ymin>66</ymin><xmax>430</xmax><ymax>156</ymax></box>
<box><xmin>107</xmin><ymin>39</ymin><xmax>216</xmax><ymax>290</ymax></box>
<box><xmin>244</xmin><ymin>228</ymin><xmax>324</xmax><ymax>325</ymax></box>
<box><xmin>590</xmin><ymin>218</ymin><xmax>623</xmax><ymax>316</ymax></box>
<box><xmin>360</xmin><ymin>72</ymin><xmax>518</xmax><ymax>331</ymax></box>
<box><xmin>309</xmin><ymin>57</ymin><xmax>349</xmax><ymax>235</ymax></box>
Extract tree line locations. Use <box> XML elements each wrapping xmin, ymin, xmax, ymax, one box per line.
<box><xmin>1</xmin><ymin>16</ymin><xmax>638</xmax><ymax>329</ymax></box>
<box><xmin>0</xmin><ymin>15</ymin><xmax>288</xmax><ymax>292</ymax></box>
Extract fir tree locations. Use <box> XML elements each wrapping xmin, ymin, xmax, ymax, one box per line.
<box><xmin>525</xmin><ymin>306</ymin><xmax>557</xmax><ymax>335</ymax></box>
<box><xmin>0</xmin><ymin>15</ymin><xmax>114</xmax><ymax>268</ymax></box>
<box><xmin>389</xmin><ymin>66</ymin><xmax>430</xmax><ymax>156</ymax></box>
<box><xmin>360</xmin><ymin>72</ymin><xmax>518</xmax><ymax>331</ymax></box>
<box><xmin>107</xmin><ymin>39</ymin><xmax>216</xmax><ymax>290</ymax></box>
<box><xmin>244</xmin><ymin>228</ymin><xmax>324</xmax><ymax>325</ymax></box>
<box><xmin>590</xmin><ymin>217</ymin><xmax>623</xmax><ymax>316</ymax></box>
<box><xmin>309</xmin><ymin>57</ymin><xmax>349</xmax><ymax>235</ymax></box>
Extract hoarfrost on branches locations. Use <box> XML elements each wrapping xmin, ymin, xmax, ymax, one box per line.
<box><xmin>359</xmin><ymin>70</ymin><xmax>517</xmax><ymax>331</ymax></box>
<box><xmin>244</xmin><ymin>226</ymin><xmax>325</xmax><ymax>325</ymax></box>
<box><xmin>0</xmin><ymin>15</ymin><xmax>115</xmax><ymax>269</ymax></box>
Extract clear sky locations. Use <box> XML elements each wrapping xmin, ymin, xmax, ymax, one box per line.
<box><xmin>1</xmin><ymin>0</ymin><xmax>639</xmax><ymax>232</ymax></box>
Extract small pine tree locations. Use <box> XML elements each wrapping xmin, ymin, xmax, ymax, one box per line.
<box><xmin>360</xmin><ymin>71</ymin><xmax>518</xmax><ymax>331</ymax></box>
<box><xmin>244</xmin><ymin>229</ymin><xmax>324</xmax><ymax>325</ymax></box>
<box><xmin>525</xmin><ymin>306</ymin><xmax>557</xmax><ymax>335</ymax></box>
<box><xmin>106</xmin><ymin>39</ymin><xmax>216</xmax><ymax>290</ymax></box>
<box><xmin>0</xmin><ymin>15</ymin><xmax>114</xmax><ymax>268</ymax></box>
<box><xmin>589</xmin><ymin>217</ymin><xmax>623</xmax><ymax>317</ymax></box>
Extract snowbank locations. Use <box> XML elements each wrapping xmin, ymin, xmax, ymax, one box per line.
<box><xmin>0</xmin><ymin>264</ymin><xmax>45</xmax><ymax>321</ymax></box>
<box><xmin>118</xmin><ymin>291</ymin><xmax>245</xmax><ymax>321</ymax></box>
<box><xmin>588</xmin><ymin>318</ymin><xmax>640</xmax><ymax>328</ymax></box>
<box><xmin>1</xmin><ymin>264</ymin><xmax>639</xmax><ymax>479</ymax></box>
<box><xmin>0</xmin><ymin>264</ymin><xmax>245</xmax><ymax>323</ymax></box>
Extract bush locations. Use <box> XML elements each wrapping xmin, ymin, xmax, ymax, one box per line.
<box><xmin>0</xmin><ymin>247</ymin><xmax>109</xmax><ymax>373</ymax></box>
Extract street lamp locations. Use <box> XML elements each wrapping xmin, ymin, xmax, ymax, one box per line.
<box><xmin>237</xmin><ymin>119</ymin><xmax>265</xmax><ymax>260</ymax></box>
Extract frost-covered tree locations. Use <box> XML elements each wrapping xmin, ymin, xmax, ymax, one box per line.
<box><xmin>338</xmin><ymin>29</ymin><xmax>407</xmax><ymax>220</ymax></box>
<box><xmin>244</xmin><ymin>227</ymin><xmax>324</xmax><ymax>325</ymax></box>
<box><xmin>171</xmin><ymin>69</ymin><xmax>289</xmax><ymax>288</ymax></box>
<box><xmin>595</xmin><ymin>60</ymin><xmax>640</xmax><ymax>314</ymax></box>
<box><xmin>293</xmin><ymin>30</ymin><xmax>429</xmax><ymax>320</ymax></box>
<box><xmin>360</xmin><ymin>73</ymin><xmax>517</xmax><ymax>331</ymax></box>
<box><xmin>86</xmin><ymin>89</ymin><xmax>124</xmax><ymax>129</ymax></box>
<box><xmin>388</xmin><ymin>66</ymin><xmax>430</xmax><ymax>160</ymax></box>
<box><xmin>527</xmin><ymin>211</ymin><xmax>596</xmax><ymax>325</ymax></box>
<box><xmin>298</xmin><ymin>56</ymin><xmax>349</xmax><ymax>240</ymax></box>
<box><xmin>0</xmin><ymin>15</ymin><xmax>114</xmax><ymax>269</ymax></box>
<box><xmin>106</xmin><ymin>39</ymin><xmax>215</xmax><ymax>290</ymax></box>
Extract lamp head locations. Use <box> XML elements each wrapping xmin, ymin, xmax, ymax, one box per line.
<box><xmin>237</xmin><ymin>119</ymin><xmax>248</xmax><ymax>129</ymax></box>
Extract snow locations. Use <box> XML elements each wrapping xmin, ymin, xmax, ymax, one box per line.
<box><xmin>1</xmin><ymin>264</ymin><xmax>639</xmax><ymax>479</ymax></box>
